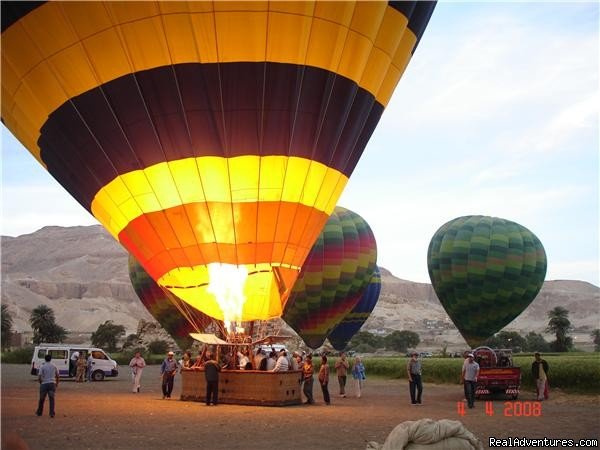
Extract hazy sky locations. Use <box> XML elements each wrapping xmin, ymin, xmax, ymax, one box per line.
<box><xmin>2</xmin><ymin>2</ymin><xmax>598</xmax><ymax>286</ymax></box>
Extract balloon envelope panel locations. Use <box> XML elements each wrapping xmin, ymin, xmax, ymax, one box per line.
<box><xmin>427</xmin><ymin>215</ymin><xmax>547</xmax><ymax>347</ymax></box>
<box><xmin>128</xmin><ymin>255</ymin><xmax>217</xmax><ymax>350</ymax></box>
<box><xmin>283</xmin><ymin>207</ymin><xmax>377</xmax><ymax>349</ymax></box>
<box><xmin>328</xmin><ymin>266</ymin><xmax>382</xmax><ymax>351</ymax></box>
<box><xmin>2</xmin><ymin>1</ymin><xmax>435</xmax><ymax>322</ymax></box>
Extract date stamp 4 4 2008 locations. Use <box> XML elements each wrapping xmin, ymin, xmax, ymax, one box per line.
<box><xmin>456</xmin><ymin>400</ymin><xmax>542</xmax><ymax>417</ymax></box>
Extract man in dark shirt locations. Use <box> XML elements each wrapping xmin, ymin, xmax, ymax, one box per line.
<box><xmin>204</xmin><ymin>351</ymin><xmax>221</xmax><ymax>406</ymax></box>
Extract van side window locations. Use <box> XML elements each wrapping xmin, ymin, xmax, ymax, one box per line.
<box><xmin>37</xmin><ymin>349</ymin><xmax>46</xmax><ymax>358</ymax></box>
<box><xmin>49</xmin><ymin>350</ymin><xmax>67</xmax><ymax>360</ymax></box>
<box><xmin>91</xmin><ymin>351</ymin><xmax>107</xmax><ymax>360</ymax></box>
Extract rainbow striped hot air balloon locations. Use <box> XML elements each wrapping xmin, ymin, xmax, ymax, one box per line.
<box><xmin>2</xmin><ymin>1</ymin><xmax>435</xmax><ymax>325</ymax></box>
<box><xmin>283</xmin><ymin>207</ymin><xmax>377</xmax><ymax>349</ymax></box>
<box><xmin>328</xmin><ymin>266</ymin><xmax>382</xmax><ymax>351</ymax></box>
<box><xmin>427</xmin><ymin>215</ymin><xmax>547</xmax><ymax>347</ymax></box>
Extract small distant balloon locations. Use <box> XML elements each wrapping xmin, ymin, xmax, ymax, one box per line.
<box><xmin>328</xmin><ymin>266</ymin><xmax>382</xmax><ymax>351</ymax></box>
<box><xmin>427</xmin><ymin>215</ymin><xmax>547</xmax><ymax>347</ymax></box>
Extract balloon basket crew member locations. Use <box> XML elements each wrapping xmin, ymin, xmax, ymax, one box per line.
<box><xmin>407</xmin><ymin>352</ymin><xmax>423</xmax><ymax>405</ymax></box>
<box><xmin>461</xmin><ymin>353</ymin><xmax>480</xmax><ymax>409</ymax></box>
<box><xmin>36</xmin><ymin>354</ymin><xmax>59</xmax><ymax>418</ymax></box>
<box><xmin>272</xmin><ymin>350</ymin><xmax>289</xmax><ymax>372</ymax></box>
<box><xmin>129</xmin><ymin>351</ymin><xmax>146</xmax><ymax>393</ymax></box>
<box><xmin>160</xmin><ymin>351</ymin><xmax>178</xmax><ymax>399</ymax></box>
<box><xmin>335</xmin><ymin>352</ymin><xmax>350</xmax><ymax>397</ymax></box>
<box><xmin>352</xmin><ymin>357</ymin><xmax>366</xmax><ymax>398</ymax></box>
<box><xmin>318</xmin><ymin>355</ymin><xmax>331</xmax><ymax>405</ymax></box>
<box><xmin>204</xmin><ymin>351</ymin><xmax>221</xmax><ymax>406</ymax></box>
<box><xmin>531</xmin><ymin>352</ymin><xmax>549</xmax><ymax>401</ymax></box>
<box><xmin>302</xmin><ymin>355</ymin><xmax>315</xmax><ymax>404</ymax></box>
<box><xmin>75</xmin><ymin>353</ymin><xmax>87</xmax><ymax>383</ymax></box>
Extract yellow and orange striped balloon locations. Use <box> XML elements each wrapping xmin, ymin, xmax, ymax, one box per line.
<box><xmin>1</xmin><ymin>1</ymin><xmax>435</xmax><ymax>322</ymax></box>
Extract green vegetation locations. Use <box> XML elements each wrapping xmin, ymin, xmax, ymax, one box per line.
<box><xmin>547</xmin><ymin>306</ymin><xmax>573</xmax><ymax>352</ymax></box>
<box><xmin>30</xmin><ymin>304</ymin><xmax>68</xmax><ymax>344</ymax></box>
<box><xmin>591</xmin><ymin>329</ymin><xmax>600</xmax><ymax>352</ymax></box>
<box><xmin>326</xmin><ymin>354</ymin><xmax>600</xmax><ymax>394</ymax></box>
<box><xmin>148</xmin><ymin>340</ymin><xmax>170</xmax><ymax>355</ymax></box>
<box><xmin>0</xmin><ymin>346</ymin><xmax>35</xmax><ymax>364</ymax></box>
<box><xmin>1</xmin><ymin>305</ymin><xmax>14</xmax><ymax>351</ymax></box>
<box><xmin>345</xmin><ymin>330</ymin><xmax>420</xmax><ymax>353</ymax></box>
<box><xmin>91</xmin><ymin>320</ymin><xmax>126</xmax><ymax>351</ymax></box>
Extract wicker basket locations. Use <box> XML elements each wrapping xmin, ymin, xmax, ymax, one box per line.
<box><xmin>181</xmin><ymin>369</ymin><xmax>303</xmax><ymax>406</ymax></box>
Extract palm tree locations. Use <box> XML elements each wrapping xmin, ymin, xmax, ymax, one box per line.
<box><xmin>591</xmin><ymin>329</ymin><xmax>600</xmax><ymax>352</ymax></box>
<box><xmin>29</xmin><ymin>305</ymin><xmax>67</xmax><ymax>344</ymax></box>
<box><xmin>546</xmin><ymin>306</ymin><xmax>572</xmax><ymax>352</ymax></box>
<box><xmin>1</xmin><ymin>305</ymin><xmax>14</xmax><ymax>351</ymax></box>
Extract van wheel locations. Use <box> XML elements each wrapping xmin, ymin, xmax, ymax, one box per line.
<box><xmin>92</xmin><ymin>371</ymin><xmax>105</xmax><ymax>382</ymax></box>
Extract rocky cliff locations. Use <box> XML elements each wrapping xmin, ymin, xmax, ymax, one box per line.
<box><xmin>2</xmin><ymin>226</ymin><xmax>598</xmax><ymax>348</ymax></box>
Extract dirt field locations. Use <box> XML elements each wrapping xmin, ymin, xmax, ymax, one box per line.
<box><xmin>2</xmin><ymin>364</ymin><xmax>599</xmax><ymax>450</ymax></box>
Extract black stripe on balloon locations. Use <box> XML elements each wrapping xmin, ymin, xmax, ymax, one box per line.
<box><xmin>39</xmin><ymin>62</ymin><xmax>383</xmax><ymax>211</ymax></box>
<box><xmin>388</xmin><ymin>1</ymin><xmax>436</xmax><ymax>53</ymax></box>
<box><xmin>1</xmin><ymin>1</ymin><xmax>46</xmax><ymax>32</ymax></box>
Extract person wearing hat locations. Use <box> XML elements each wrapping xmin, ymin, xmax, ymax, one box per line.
<box><xmin>407</xmin><ymin>352</ymin><xmax>423</xmax><ymax>405</ymax></box>
<box><xmin>160</xmin><ymin>351</ymin><xmax>179</xmax><ymax>399</ymax></box>
<box><xmin>461</xmin><ymin>353</ymin><xmax>480</xmax><ymax>408</ymax></box>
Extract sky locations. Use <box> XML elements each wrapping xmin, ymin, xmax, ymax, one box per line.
<box><xmin>2</xmin><ymin>2</ymin><xmax>599</xmax><ymax>287</ymax></box>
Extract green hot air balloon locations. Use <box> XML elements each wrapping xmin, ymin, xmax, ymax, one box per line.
<box><xmin>427</xmin><ymin>215</ymin><xmax>547</xmax><ymax>347</ymax></box>
<box><xmin>283</xmin><ymin>207</ymin><xmax>377</xmax><ymax>349</ymax></box>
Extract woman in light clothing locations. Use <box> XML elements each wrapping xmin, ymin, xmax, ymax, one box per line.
<box><xmin>129</xmin><ymin>351</ymin><xmax>146</xmax><ymax>393</ymax></box>
<box><xmin>351</xmin><ymin>356</ymin><xmax>366</xmax><ymax>398</ymax></box>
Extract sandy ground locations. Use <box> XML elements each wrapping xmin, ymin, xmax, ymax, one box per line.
<box><xmin>2</xmin><ymin>364</ymin><xmax>599</xmax><ymax>450</ymax></box>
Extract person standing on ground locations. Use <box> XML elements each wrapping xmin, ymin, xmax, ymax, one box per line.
<box><xmin>352</xmin><ymin>356</ymin><xmax>366</xmax><ymax>398</ymax></box>
<box><xmin>318</xmin><ymin>355</ymin><xmax>331</xmax><ymax>405</ymax></box>
<box><xmin>129</xmin><ymin>351</ymin><xmax>146</xmax><ymax>393</ymax></box>
<box><xmin>302</xmin><ymin>354</ymin><xmax>315</xmax><ymax>404</ymax></box>
<box><xmin>204</xmin><ymin>351</ymin><xmax>221</xmax><ymax>406</ymax></box>
<box><xmin>407</xmin><ymin>351</ymin><xmax>423</xmax><ymax>405</ymax></box>
<box><xmin>531</xmin><ymin>352</ymin><xmax>549</xmax><ymax>401</ymax></box>
<box><xmin>36</xmin><ymin>354</ymin><xmax>59</xmax><ymax>418</ymax></box>
<box><xmin>160</xmin><ymin>351</ymin><xmax>178</xmax><ymax>399</ymax></box>
<box><xmin>461</xmin><ymin>353</ymin><xmax>479</xmax><ymax>409</ymax></box>
<box><xmin>75</xmin><ymin>353</ymin><xmax>87</xmax><ymax>383</ymax></box>
<box><xmin>335</xmin><ymin>352</ymin><xmax>350</xmax><ymax>397</ymax></box>
<box><xmin>69</xmin><ymin>350</ymin><xmax>79</xmax><ymax>377</ymax></box>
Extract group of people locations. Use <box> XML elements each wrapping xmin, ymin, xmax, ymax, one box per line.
<box><xmin>34</xmin><ymin>347</ymin><xmax>551</xmax><ymax>418</ymax></box>
<box><xmin>68</xmin><ymin>351</ymin><xmax>93</xmax><ymax>383</ymax></box>
<box><xmin>404</xmin><ymin>350</ymin><xmax>551</xmax><ymax>408</ymax></box>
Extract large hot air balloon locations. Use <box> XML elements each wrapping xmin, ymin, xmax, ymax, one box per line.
<box><xmin>283</xmin><ymin>206</ymin><xmax>376</xmax><ymax>349</ymax></box>
<box><xmin>328</xmin><ymin>266</ymin><xmax>382</xmax><ymax>351</ymax></box>
<box><xmin>2</xmin><ymin>1</ymin><xmax>435</xmax><ymax>326</ymax></box>
<box><xmin>427</xmin><ymin>215</ymin><xmax>547</xmax><ymax>347</ymax></box>
<box><xmin>128</xmin><ymin>254</ymin><xmax>221</xmax><ymax>350</ymax></box>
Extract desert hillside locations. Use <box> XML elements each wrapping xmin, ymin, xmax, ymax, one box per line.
<box><xmin>2</xmin><ymin>226</ymin><xmax>598</xmax><ymax>348</ymax></box>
